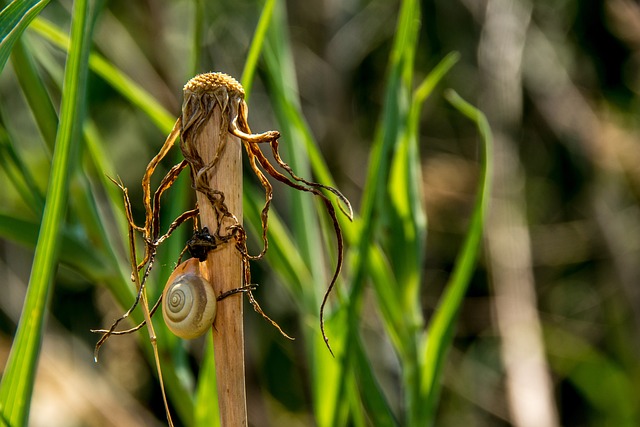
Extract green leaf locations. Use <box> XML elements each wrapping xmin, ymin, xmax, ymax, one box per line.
<box><xmin>417</xmin><ymin>90</ymin><xmax>493</xmax><ymax>425</ymax></box>
<box><xmin>241</xmin><ymin>0</ymin><xmax>276</xmax><ymax>100</ymax></box>
<box><xmin>10</xmin><ymin>37</ymin><xmax>58</xmax><ymax>150</ymax></box>
<box><xmin>0</xmin><ymin>0</ymin><xmax>94</xmax><ymax>425</ymax></box>
<box><xmin>264</xmin><ymin>0</ymin><xmax>323</xmax><ymax>281</ymax></box>
<box><xmin>330</xmin><ymin>0</ymin><xmax>422</xmax><ymax>424</ymax></box>
<box><xmin>0</xmin><ymin>213</ymin><xmax>109</xmax><ymax>280</ymax></box>
<box><xmin>29</xmin><ymin>17</ymin><xmax>176</xmax><ymax>133</ymax></box>
<box><xmin>375</xmin><ymin>52</ymin><xmax>461</xmax><ymax>363</ymax></box>
<box><xmin>352</xmin><ymin>336</ymin><xmax>399</xmax><ymax>427</ymax></box>
<box><xmin>262</xmin><ymin>3</ymin><xmax>360</xmax><ymax>426</ymax></box>
<box><xmin>0</xmin><ymin>127</ymin><xmax>44</xmax><ymax>215</ymax></box>
<box><xmin>0</xmin><ymin>0</ymin><xmax>49</xmax><ymax>73</ymax></box>
<box><xmin>387</xmin><ymin>51</ymin><xmax>460</xmax><ymax>309</ymax></box>
<box><xmin>195</xmin><ymin>337</ymin><xmax>221</xmax><ymax>427</ymax></box>
<box><xmin>346</xmin><ymin>0</ymin><xmax>421</xmax><ymax>345</ymax></box>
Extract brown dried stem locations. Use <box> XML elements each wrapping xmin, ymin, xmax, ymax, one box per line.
<box><xmin>181</xmin><ymin>75</ymin><xmax>248</xmax><ymax>426</ymax></box>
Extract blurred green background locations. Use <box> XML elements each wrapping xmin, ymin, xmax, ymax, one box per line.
<box><xmin>1</xmin><ymin>0</ymin><xmax>639</xmax><ymax>426</ymax></box>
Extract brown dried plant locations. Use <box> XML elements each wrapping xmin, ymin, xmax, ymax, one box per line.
<box><xmin>92</xmin><ymin>72</ymin><xmax>351</xmax><ymax>424</ymax></box>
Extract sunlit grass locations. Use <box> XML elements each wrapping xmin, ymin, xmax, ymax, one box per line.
<box><xmin>0</xmin><ymin>0</ymin><xmax>92</xmax><ymax>425</ymax></box>
<box><xmin>0</xmin><ymin>1</ymin><xmax>490</xmax><ymax>426</ymax></box>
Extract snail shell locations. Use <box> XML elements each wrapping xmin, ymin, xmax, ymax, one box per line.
<box><xmin>162</xmin><ymin>258</ymin><xmax>216</xmax><ymax>339</ymax></box>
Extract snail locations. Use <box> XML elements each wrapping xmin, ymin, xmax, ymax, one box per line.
<box><xmin>162</xmin><ymin>257</ymin><xmax>216</xmax><ymax>339</ymax></box>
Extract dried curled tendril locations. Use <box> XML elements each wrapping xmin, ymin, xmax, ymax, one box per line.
<box><xmin>92</xmin><ymin>72</ymin><xmax>352</xmax><ymax>364</ymax></box>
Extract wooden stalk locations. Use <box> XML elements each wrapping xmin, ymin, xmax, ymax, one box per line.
<box><xmin>183</xmin><ymin>90</ymin><xmax>247</xmax><ymax>425</ymax></box>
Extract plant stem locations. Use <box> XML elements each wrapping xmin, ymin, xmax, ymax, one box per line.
<box><xmin>186</xmin><ymin>97</ymin><xmax>247</xmax><ymax>426</ymax></box>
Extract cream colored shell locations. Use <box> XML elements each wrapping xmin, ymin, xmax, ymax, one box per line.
<box><xmin>162</xmin><ymin>258</ymin><xmax>216</xmax><ymax>339</ymax></box>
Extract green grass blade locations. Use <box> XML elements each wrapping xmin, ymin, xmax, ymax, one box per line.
<box><xmin>195</xmin><ymin>337</ymin><xmax>221</xmax><ymax>427</ymax></box>
<box><xmin>0</xmin><ymin>127</ymin><xmax>44</xmax><ymax>215</ymax></box>
<box><xmin>382</xmin><ymin>57</ymin><xmax>461</xmax><ymax>426</ymax></box>
<box><xmin>241</xmin><ymin>0</ymin><xmax>275</xmax><ymax>100</ymax></box>
<box><xmin>345</xmin><ymin>0</ymin><xmax>421</xmax><ymax>339</ymax></box>
<box><xmin>0</xmin><ymin>213</ymin><xmax>109</xmax><ymax>280</ymax></box>
<box><xmin>264</xmin><ymin>1</ymin><xmax>323</xmax><ymax>276</ymax></box>
<box><xmin>383</xmin><ymin>52</ymin><xmax>461</xmax><ymax>353</ymax></box>
<box><xmin>356</xmin><ymin>0</ymin><xmax>419</xmax><ymax>237</ymax></box>
<box><xmin>29</xmin><ymin>17</ymin><xmax>175</xmax><ymax>133</ymax></box>
<box><xmin>417</xmin><ymin>90</ymin><xmax>493</xmax><ymax>424</ymax></box>
<box><xmin>365</xmin><ymin>243</ymin><xmax>406</xmax><ymax>349</ymax></box>
<box><xmin>10</xmin><ymin>37</ymin><xmax>58</xmax><ymax>150</ymax></box>
<box><xmin>0</xmin><ymin>0</ymin><xmax>94</xmax><ymax>424</ymax></box>
<box><xmin>0</xmin><ymin>0</ymin><xmax>49</xmax><ymax>73</ymax></box>
<box><xmin>388</xmin><ymin>51</ymin><xmax>460</xmax><ymax>289</ymax></box>
<box><xmin>327</xmin><ymin>0</ymin><xmax>421</xmax><ymax>424</ymax></box>
<box><xmin>352</xmin><ymin>336</ymin><xmax>399</xmax><ymax>427</ymax></box>
<box><xmin>262</xmin><ymin>3</ymin><xmax>352</xmax><ymax>425</ymax></box>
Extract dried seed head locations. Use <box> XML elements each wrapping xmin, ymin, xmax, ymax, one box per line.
<box><xmin>183</xmin><ymin>72</ymin><xmax>245</xmax><ymax>98</ymax></box>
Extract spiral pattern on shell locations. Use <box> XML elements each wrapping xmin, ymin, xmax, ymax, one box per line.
<box><xmin>162</xmin><ymin>273</ymin><xmax>216</xmax><ymax>339</ymax></box>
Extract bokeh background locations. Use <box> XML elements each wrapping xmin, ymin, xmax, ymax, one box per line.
<box><xmin>1</xmin><ymin>0</ymin><xmax>639</xmax><ymax>426</ymax></box>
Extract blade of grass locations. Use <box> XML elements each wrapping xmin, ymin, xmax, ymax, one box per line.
<box><xmin>262</xmin><ymin>3</ymin><xmax>353</xmax><ymax>425</ymax></box>
<box><xmin>417</xmin><ymin>90</ymin><xmax>493</xmax><ymax>425</ymax></box>
<box><xmin>388</xmin><ymin>52</ymin><xmax>460</xmax><ymax>319</ymax></box>
<box><xmin>369</xmin><ymin>52</ymin><xmax>460</xmax><ymax>363</ymax></box>
<box><xmin>194</xmin><ymin>334</ymin><xmax>221</xmax><ymax>427</ymax></box>
<box><xmin>29</xmin><ymin>17</ymin><xmax>175</xmax><ymax>133</ymax></box>
<box><xmin>327</xmin><ymin>0</ymin><xmax>422</xmax><ymax>424</ymax></box>
<box><xmin>381</xmin><ymin>53</ymin><xmax>460</xmax><ymax>427</ymax></box>
<box><xmin>0</xmin><ymin>0</ymin><xmax>94</xmax><ymax>424</ymax></box>
<box><xmin>0</xmin><ymin>0</ymin><xmax>49</xmax><ymax>73</ymax></box>
<box><xmin>0</xmin><ymin>212</ymin><xmax>109</xmax><ymax>280</ymax></box>
<box><xmin>0</xmin><ymin>127</ymin><xmax>44</xmax><ymax>215</ymax></box>
<box><xmin>352</xmin><ymin>335</ymin><xmax>399</xmax><ymax>426</ymax></box>
<box><xmin>241</xmin><ymin>0</ymin><xmax>275</xmax><ymax>101</ymax></box>
<box><xmin>10</xmin><ymin>37</ymin><xmax>58</xmax><ymax>150</ymax></box>
<box><xmin>263</xmin><ymin>0</ymin><xmax>324</xmax><ymax>283</ymax></box>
